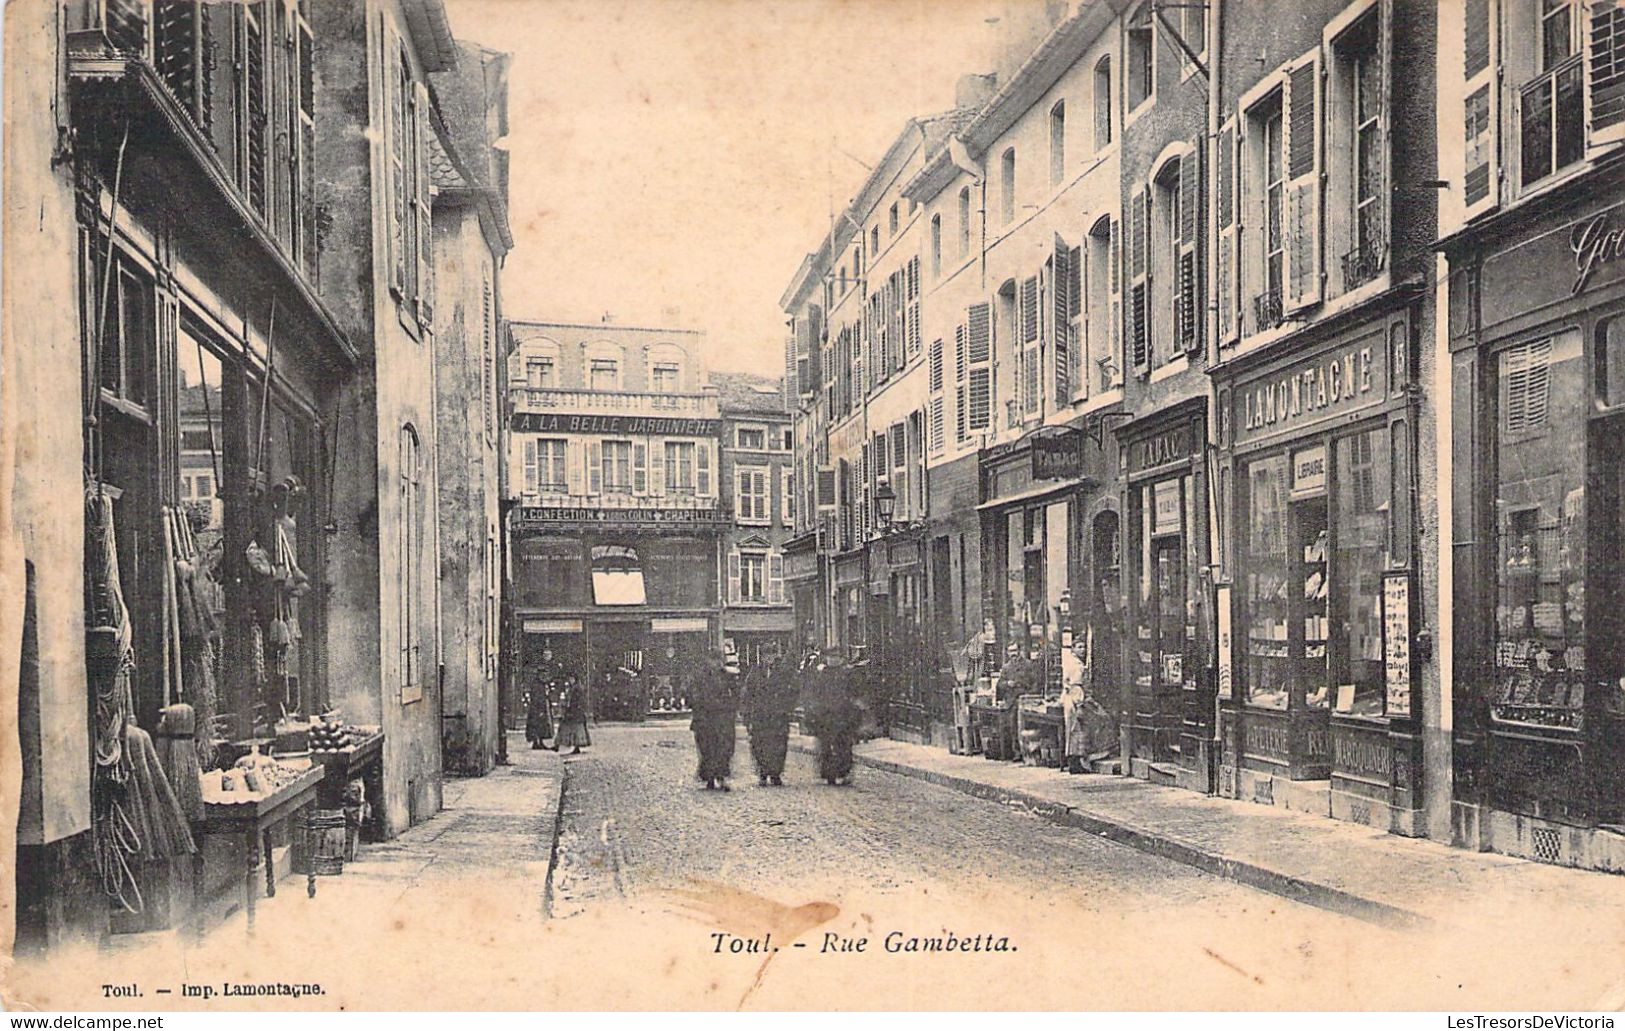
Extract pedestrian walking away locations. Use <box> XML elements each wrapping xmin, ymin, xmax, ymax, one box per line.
<box><xmin>691</xmin><ymin>649</ymin><xmax>740</xmax><ymax>790</ymax></box>
<box><xmin>525</xmin><ymin>676</ymin><xmax>555</xmax><ymax>750</ymax></box>
<box><xmin>554</xmin><ymin>672</ymin><xmax>592</xmax><ymax>754</ymax></box>
<box><xmin>801</xmin><ymin>650</ymin><xmax>861</xmax><ymax>786</ymax></box>
<box><xmin>743</xmin><ymin>648</ymin><xmax>796</xmax><ymax>786</ymax></box>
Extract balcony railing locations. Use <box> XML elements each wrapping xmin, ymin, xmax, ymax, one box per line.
<box><xmin>1340</xmin><ymin>236</ymin><xmax>1388</xmax><ymax>292</ymax></box>
<box><xmin>1252</xmin><ymin>289</ymin><xmax>1284</xmax><ymax>333</ymax></box>
<box><xmin>511</xmin><ymin>386</ymin><xmax>719</xmax><ymax>418</ymax></box>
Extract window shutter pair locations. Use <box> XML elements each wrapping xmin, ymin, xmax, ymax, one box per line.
<box><xmin>1283</xmin><ymin>49</ymin><xmax>1323</xmax><ymax>312</ymax></box>
<box><xmin>1052</xmin><ymin>235</ymin><xmax>1073</xmax><ymax>408</ymax></box>
<box><xmin>1177</xmin><ymin>141</ymin><xmax>1205</xmax><ymax>358</ymax></box>
<box><xmin>928</xmin><ymin>338</ymin><xmax>946</xmax><ymax>454</ymax></box>
<box><xmin>1127</xmin><ymin>188</ymin><xmax>1149</xmax><ymax>374</ymax></box>
<box><xmin>966</xmin><ymin>302</ymin><xmax>992</xmax><ymax>432</ymax></box>
<box><xmin>769</xmin><ymin>553</ymin><xmax>784</xmax><ymax>604</ymax></box>
<box><xmin>1592</xmin><ymin>0</ymin><xmax>1625</xmax><ymax>146</ymax></box>
<box><xmin>1216</xmin><ymin>119</ymin><xmax>1240</xmax><ymax>347</ymax></box>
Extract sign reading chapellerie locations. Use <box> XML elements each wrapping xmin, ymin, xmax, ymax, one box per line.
<box><xmin>1233</xmin><ymin>338</ymin><xmax>1388</xmax><ymax>445</ymax></box>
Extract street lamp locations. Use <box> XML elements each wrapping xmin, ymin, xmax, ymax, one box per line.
<box><xmin>874</xmin><ymin>482</ymin><xmax>897</xmax><ymax>531</ymax></box>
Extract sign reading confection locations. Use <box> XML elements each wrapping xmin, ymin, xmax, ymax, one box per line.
<box><xmin>1383</xmin><ymin>573</ymin><xmax>1411</xmax><ymax>716</ymax></box>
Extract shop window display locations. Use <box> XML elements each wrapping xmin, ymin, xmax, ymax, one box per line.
<box><xmin>1245</xmin><ymin>455</ymin><xmax>1292</xmax><ymax>709</ymax></box>
<box><xmin>1332</xmin><ymin>429</ymin><xmax>1390</xmax><ymax>716</ymax></box>
<box><xmin>1492</xmin><ymin>330</ymin><xmax>1585</xmax><ymax>729</ymax></box>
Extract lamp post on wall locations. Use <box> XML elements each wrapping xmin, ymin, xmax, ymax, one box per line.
<box><xmin>874</xmin><ymin>482</ymin><xmax>897</xmax><ymax>532</ymax></box>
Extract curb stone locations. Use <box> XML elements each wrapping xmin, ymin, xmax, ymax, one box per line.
<box><xmin>789</xmin><ymin>740</ymin><xmax>1430</xmax><ymax>930</ymax></box>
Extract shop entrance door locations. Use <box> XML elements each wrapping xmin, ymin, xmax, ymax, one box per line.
<box><xmin>1293</xmin><ymin>496</ymin><xmax>1331</xmax><ymax>708</ymax></box>
<box><xmin>1150</xmin><ymin>534</ymin><xmax>1185</xmax><ymax>760</ymax></box>
<box><xmin>1588</xmin><ymin>413</ymin><xmax>1625</xmax><ymax>820</ymax></box>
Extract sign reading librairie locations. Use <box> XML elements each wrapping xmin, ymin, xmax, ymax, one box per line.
<box><xmin>1383</xmin><ymin>573</ymin><xmax>1411</xmax><ymax>716</ymax></box>
<box><xmin>511</xmin><ymin>411</ymin><xmax>721</xmax><ymax>436</ymax></box>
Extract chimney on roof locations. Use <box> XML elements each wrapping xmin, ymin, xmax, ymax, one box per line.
<box><xmin>955</xmin><ymin>72</ymin><xmax>998</xmax><ymax>111</ymax></box>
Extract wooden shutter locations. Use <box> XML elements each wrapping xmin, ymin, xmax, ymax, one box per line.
<box><xmin>649</xmin><ymin>438</ymin><xmax>666</xmax><ymax>495</ymax></box>
<box><xmin>1052</xmin><ymin>238</ymin><xmax>1071</xmax><ymax>408</ymax></box>
<box><xmin>523</xmin><ymin>439</ymin><xmax>538</xmax><ymax>495</ymax></box>
<box><xmin>587</xmin><ymin>440</ymin><xmax>602</xmax><ymax>495</ymax></box>
<box><xmin>907</xmin><ymin>257</ymin><xmax>922</xmax><ymax>360</ymax></box>
<box><xmin>1462</xmin><ymin>0</ymin><xmax>1499</xmax><ymax>216</ymax></box>
<box><xmin>1503</xmin><ymin>338</ymin><xmax>1553</xmax><ymax>433</ymax></box>
<box><xmin>769</xmin><ymin>552</ymin><xmax>784</xmax><ymax>604</ymax></box>
<box><xmin>1589</xmin><ymin>0</ymin><xmax>1625</xmax><ymax>146</ymax></box>
<box><xmin>954</xmin><ymin>323</ymin><xmax>968</xmax><ymax>442</ymax></box>
<box><xmin>697</xmin><ymin>441</ymin><xmax>712</xmax><ymax>495</ymax></box>
<box><xmin>1178</xmin><ymin>141</ymin><xmax>1204</xmax><ymax>357</ymax></box>
<box><xmin>567</xmin><ymin>440</ymin><xmax>584</xmax><ymax>495</ymax></box>
<box><xmin>967</xmin><ymin>302</ymin><xmax>992</xmax><ymax>431</ymax></box>
<box><xmin>728</xmin><ymin>550</ymin><xmax>741</xmax><ymax>604</ymax></box>
<box><xmin>412</xmin><ymin>80</ymin><xmax>434</xmax><ymax>324</ymax></box>
<box><xmin>1109</xmin><ymin>216</ymin><xmax>1122</xmax><ymax>384</ymax></box>
<box><xmin>242</xmin><ymin>4</ymin><xmax>269</xmax><ymax>216</ymax></box>
<box><xmin>385</xmin><ymin>30</ymin><xmax>407</xmax><ymax>297</ymax></box>
<box><xmin>1216</xmin><ymin>119</ymin><xmax>1240</xmax><ymax>346</ymax></box>
<box><xmin>633</xmin><ymin>441</ymin><xmax>648</xmax><ymax>494</ymax></box>
<box><xmin>1283</xmin><ymin>49</ymin><xmax>1323</xmax><ymax>312</ymax></box>
<box><xmin>1127</xmin><ymin>187</ymin><xmax>1149</xmax><ymax>374</ymax></box>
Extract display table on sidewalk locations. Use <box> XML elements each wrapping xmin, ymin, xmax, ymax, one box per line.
<box><xmin>1017</xmin><ymin>700</ymin><xmax>1064</xmax><ymax>767</ymax></box>
<box><xmin>312</xmin><ymin>727</ymin><xmax>384</xmax><ymax>839</ymax></box>
<box><xmin>195</xmin><ymin>763</ymin><xmax>325</xmax><ymax>937</ymax></box>
<box><xmin>969</xmin><ymin>700</ymin><xmax>1019</xmax><ymax>760</ymax></box>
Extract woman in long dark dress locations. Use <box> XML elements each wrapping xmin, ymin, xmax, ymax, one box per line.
<box><xmin>525</xmin><ymin>676</ymin><xmax>555</xmax><ymax>750</ymax></box>
<box><xmin>803</xmin><ymin>652</ymin><xmax>861</xmax><ymax>786</ymax></box>
<box><xmin>744</xmin><ymin>652</ymin><xmax>796</xmax><ymax>786</ymax></box>
<box><xmin>691</xmin><ymin>653</ymin><xmax>739</xmax><ymax>790</ymax></box>
<box><xmin>554</xmin><ymin>673</ymin><xmax>592</xmax><ymax>754</ymax></box>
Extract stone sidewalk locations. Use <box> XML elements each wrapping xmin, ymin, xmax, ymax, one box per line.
<box><xmin>790</xmin><ymin>732</ymin><xmax>1625</xmax><ymax>930</ymax></box>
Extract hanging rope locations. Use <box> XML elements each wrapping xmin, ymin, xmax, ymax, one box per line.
<box><xmin>86</xmin><ymin>119</ymin><xmax>131</xmax><ymax>483</ymax></box>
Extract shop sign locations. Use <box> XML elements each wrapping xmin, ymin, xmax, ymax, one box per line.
<box><xmin>1292</xmin><ymin>445</ymin><xmax>1327</xmax><ymax>497</ymax></box>
<box><xmin>651</xmin><ymin>617</ymin><xmax>709</xmax><ymax>633</ymax></box>
<box><xmin>523</xmin><ymin>618</ymin><xmax>582</xmax><ymax>634</ymax></box>
<box><xmin>511</xmin><ymin>412</ymin><xmax>720</xmax><ymax>436</ymax></box>
<box><xmin>1235</xmin><ymin>343</ymin><xmax>1384</xmax><ymax>443</ymax></box>
<box><xmin>514</xmin><ymin>505</ymin><xmax>728</xmax><ymax>528</ymax></box>
<box><xmin>1032</xmin><ymin>430</ymin><xmax>1084</xmax><ymax>481</ymax></box>
<box><xmin>1216</xmin><ymin>585</ymin><xmax>1233</xmax><ymax>700</ymax></box>
<box><xmin>1571</xmin><ymin>209</ymin><xmax>1625</xmax><ymax>296</ymax></box>
<box><xmin>784</xmin><ymin>550</ymin><xmax>818</xmax><ymax>582</ymax></box>
<box><xmin>1128</xmin><ymin>423</ymin><xmax>1195</xmax><ymax>477</ymax></box>
<box><xmin>887</xmin><ymin>540</ymin><xmax>920</xmax><ymax>568</ymax></box>
<box><xmin>1383</xmin><ymin>574</ymin><xmax>1412</xmax><ymax>716</ymax></box>
<box><xmin>1333</xmin><ymin>731</ymin><xmax>1393</xmax><ymax>780</ymax></box>
<box><xmin>834</xmin><ymin>556</ymin><xmax>864</xmax><ymax>588</ymax></box>
<box><xmin>1152</xmin><ymin>480</ymin><xmax>1182</xmax><ymax>536</ymax></box>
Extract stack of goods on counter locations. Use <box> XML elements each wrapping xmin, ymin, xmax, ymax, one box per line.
<box><xmin>199</xmin><ymin>748</ymin><xmax>309</xmax><ymax>804</ymax></box>
<box><xmin>310</xmin><ymin>714</ymin><xmax>358</xmax><ymax>753</ymax></box>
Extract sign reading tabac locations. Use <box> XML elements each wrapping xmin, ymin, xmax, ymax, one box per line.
<box><xmin>511</xmin><ymin>411</ymin><xmax>721</xmax><ymax>436</ymax></box>
<box><xmin>1128</xmin><ymin>422</ymin><xmax>1195</xmax><ymax>477</ymax></box>
<box><xmin>1234</xmin><ymin>340</ymin><xmax>1387</xmax><ymax>444</ymax></box>
<box><xmin>1031</xmin><ymin>429</ymin><xmax>1084</xmax><ymax>481</ymax></box>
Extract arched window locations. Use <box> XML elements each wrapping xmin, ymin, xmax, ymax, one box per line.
<box><xmin>649</xmin><ymin>342</ymin><xmax>687</xmax><ymax>392</ymax></box>
<box><xmin>1049</xmin><ymin>101</ymin><xmax>1066</xmax><ymax>187</ymax></box>
<box><xmin>522</xmin><ymin>337</ymin><xmax>562</xmax><ymax>388</ymax></box>
<box><xmin>999</xmin><ymin>147</ymin><xmax>1017</xmax><ymax>225</ymax></box>
<box><xmin>398</xmin><ymin>424</ymin><xmax>423</xmax><ymax>696</ymax></box>
<box><xmin>1094</xmin><ymin>56</ymin><xmax>1113</xmax><ymax>149</ymax></box>
<box><xmin>958</xmin><ymin>186</ymin><xmax>972</xmax><ymax>257</ymax></box>
<box><xmin>586</xmin><ymin>341</ymin><xmax>624</xmax><ymax>391</ymax></box>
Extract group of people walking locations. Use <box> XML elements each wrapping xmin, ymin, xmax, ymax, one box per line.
<box><xmin>523</xmin><ymin>642</ymin><xmax>866</xmax><ymax>790</ymax></box>
<box><xmin>688</xmin><ymin>646</ymin><xmax>861</xmax><ymax>791</ymax></box>
<box><xmin>523</xmin><ymin>648</ymin><xmax>593</xmax><ymax>754</ymax></box>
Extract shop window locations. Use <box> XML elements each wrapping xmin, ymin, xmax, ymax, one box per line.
<box><xmin>1332</xmin><ymin>429</ymin><xmax>1390</xmax><ymax>716</ymax></box>
<box><xmin>1596</xmin><ymin>316</ymin><xmax>1625</xmax><ymax>409</ymax></box>
<box><xmin>1244</xmin><ymin>454</ymin><xmax>1292</xmax><ymax>709</ymax></box>
<box><xmin>1492</xmin><ymin>329</ymin><xmax>1586</xmax><ymax>728</ymax></box>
